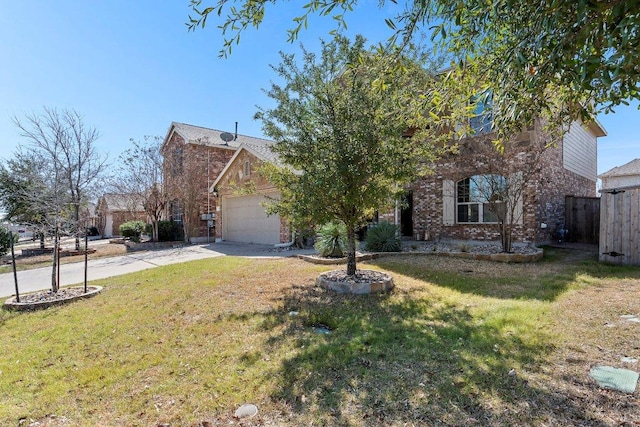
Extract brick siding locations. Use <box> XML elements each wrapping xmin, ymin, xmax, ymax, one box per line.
<box><xmin>411</xmin><ymin>123</ymin><xmax>597</xmax><ymax>245</ymax></box>
<box><xmin>163</xmin><ymin>132</ymin><xmax>235</xmax><ymax>240</ymax></box>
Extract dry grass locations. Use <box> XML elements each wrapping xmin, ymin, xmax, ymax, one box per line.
<box><xmin>0</xmin><ymin>247</ymin><xmax>638</xmax><ymax>426</ymax></box>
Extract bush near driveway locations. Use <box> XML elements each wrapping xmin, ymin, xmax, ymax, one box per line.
<box><xmin>119</xmin><ymin>220</ymin><xmax>146</xmax><ymax>242</ymax></box>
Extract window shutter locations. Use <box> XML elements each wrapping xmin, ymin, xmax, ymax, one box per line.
<box><xmin>509</xmin><ymin>172</ymin><xmax>524</xmax><ymax>225</ymax></box>
<box><xmin>443</xmin><ymin>179</ymin><xmax>455</xmax><ymax>226</ymax></box>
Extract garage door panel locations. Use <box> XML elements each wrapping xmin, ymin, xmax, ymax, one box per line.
<box><xmin>223</xmin><ymin>194</ymin><xmax>281</xmax><ymax>244</ymax></box>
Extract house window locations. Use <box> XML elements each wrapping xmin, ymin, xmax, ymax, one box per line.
<box><xmin>456</xmin><ymin>175</ymin><xmax>506</xmax><ymax>223</ymax></box>
<box><xmin>469</xmin><ymin>91</ymin><xmax>493</xmax><ymax>135</ymax></box>
<box><xmin>170</xmin><ymin>200</ymin><xmax>183</xmax><ymax>223</ymax></box>
<box><xmin>244</xmin><ymin>160</ymin><xmax>250</xmax><ymax>177</ymax></box>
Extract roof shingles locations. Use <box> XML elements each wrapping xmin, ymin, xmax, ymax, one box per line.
<box><xmin>169</xmin><ymin>122</ymin><xmax>274</xmax><ymax>149</ymax></box>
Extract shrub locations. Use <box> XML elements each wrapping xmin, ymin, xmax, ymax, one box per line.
<box><xmin>157</xmin><ymin>220</ymin><xmax>184</xmax><ymax>242</ymax></box>
<box><xmin>119</xmin><ymin>220</ymin><xmax>146</xmax><ymax>243</ymax></box>
<box><xmin>314</xmin><ymin>222</ymin><xmax>348</xmax><ymax>257</ymax></box>
<box><xmin>86</xmin><ymin>226</ymin><xmax>99</xmax><ymax>236</ymax></box>
<box><xmin>0</xmin><ymin>228</ymin><xmax>19</xmax><ymax>257</ymax></box>
<box><xmin>364</xmin><ymin>221</ymin><xmax>401</xmax><ymax>252</ymax></box>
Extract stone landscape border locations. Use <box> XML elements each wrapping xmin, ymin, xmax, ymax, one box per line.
<box><xmin>297</xmin><ymin>253</ymin><xmax>379</xmax><ymax>264</ymax></box>
<box><xmin>316</xmin><ymin>270</ymin><xmax>395</xmax><ymax>294</ymax></box>
<box><xmin>4</xmin><ymin>286</ymin><xmax>103</xmax><ymax>311</ymax></box>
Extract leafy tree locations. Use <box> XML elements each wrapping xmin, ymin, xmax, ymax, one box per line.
<box><xmin>0</xmin><ymin>154</ymin><xmax>51</xmax><ymax>248</ymax></box>
<box><xmin>112</xmin><ymin>136</ymin><xmax>166</xmax><ymax>241</ymax></box>
<box><xmin>188</xmin><ymin>0</ymin><xmax>637</xmax><ymax>125</ymax></box>
<box><xmin>0</xmin><ymin>227</ymin><xmax>18</xmax><ymax>257</ymax></box>
<box><xmin>258</xmin><ymin>35</ymin><xmax>451</xmax><ymax>275</ymax></box>
<box><xmin>0</xmin><ymin>147</ymin><xmax>70</xmax><ymax>292</ymax></box>
<box><xmin>426</xmin><ymin>0</ymin><xmax>640</xmax><ymax>116</ymax></box>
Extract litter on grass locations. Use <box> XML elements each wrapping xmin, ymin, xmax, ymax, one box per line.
<box><xmin>589</xmin><ymin>365</ymin><xmax>639</xmax><ymax>393</ymax></box>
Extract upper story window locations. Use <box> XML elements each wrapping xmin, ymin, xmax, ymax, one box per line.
<box><xmin>469</xmin><ymin>91</ymin><xmax>493</xmax><ymax>135</ymax></box>
<box><xmin>457</xmin><ymin>175</ymin><xmax>506</xmax><ymax>223</ymax></box>
<box><xmin>244</xmin><ymin>160</ymin><xmax>250</xmax><ymax>177</ymax></box>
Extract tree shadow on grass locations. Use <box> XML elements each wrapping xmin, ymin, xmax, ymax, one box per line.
<box><xmin>369</xmin><ymin>255</ymin><xmax>570</xmax><ymax>301</ymax></box>
<box><xmin>368</xmin><ymin>248</ymin><xmax>640</xmax><ymax>302</ymax></box>
<box><xmin>261</xmin><ymin>284</ymin><xmax>609</xmax><ymax>426</ymax></box>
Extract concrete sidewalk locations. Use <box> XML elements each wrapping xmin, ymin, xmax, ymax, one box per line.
<box><xmin>0</xmin><ymin>242</ymin><xmax>315</xmax><ymax>299</ymax></box>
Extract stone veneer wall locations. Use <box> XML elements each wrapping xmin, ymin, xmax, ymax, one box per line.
<box><xmin>215</xmin><ymin>149</ymin><xmax>290</xmax><ymax>243</ymax></box>
<box><xmin>411</xmin><ymin>123</ymin><xmax>596</xmax><ymax>245</ymax></box>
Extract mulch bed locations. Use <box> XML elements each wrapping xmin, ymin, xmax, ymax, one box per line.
<box><xmin>17</xmin><ymin>287</ymin><xmax>94</xmax><ymax>304</ymax></box>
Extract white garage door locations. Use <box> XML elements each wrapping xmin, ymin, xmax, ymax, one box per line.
<box><xmin>222</xmin><ymin>194</ymin><xmax>281</xmax><ymax>244</ymax></box>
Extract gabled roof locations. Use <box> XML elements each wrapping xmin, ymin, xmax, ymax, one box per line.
<box><xmin>210</xmin><ymin>141</ymin><xmax>279</xmax><ymax>191</ymax></box>
<box><xmin>599</xmin><ymin>158</ymin><xmax>640</xmax><ymax>178</ymax></box>
<box><xmin>99</xmin><ymin>193</ymin><xmax>145</xmax><ymax>212</ymax></box>
<box><xmin>587</xmin><ymin>117</ymin><xmax>607</xmax><ymax>138</ymax></box>
<box><xmin>161</xmin><ymin>122</ymin><xmax>274</xmax><ymax>151</ymax></box>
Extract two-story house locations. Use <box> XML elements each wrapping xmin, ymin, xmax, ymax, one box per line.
<box><xmin>160</xmin><ymin>122</ymin><xmax>274</xmax><ymax>243</ymax></box>
<box><xmin>164</xmin><ymin>114</ymin><xmax>605</xmax><ymax>248</ymax></box>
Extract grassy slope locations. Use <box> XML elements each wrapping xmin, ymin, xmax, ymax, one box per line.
<box><xmin>0</xmin><ymin>249</ymin><xmax>638</xmax><ymax>426</ymax></box>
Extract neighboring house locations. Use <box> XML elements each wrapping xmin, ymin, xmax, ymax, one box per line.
<box><xmin>211</xmin><ymin>142</ymin><xmax>290</xmax><ymax>245</ymax></box>
<box><xmin>160</xmin><ymin>122</ymin><xmax>274</xmax><ymax>243</ymax></box>
<box><xmin>96</xmin><ymin>193</ymin><xmax>147</xmax><ymax>238</ymax></box>
<box><xmin>79</xmin><ymin>201</ymin><xmax>97</xmax><ymax>229</ymax></box>
<box><xmin>599</xmin><ymin>158</ymin><xmax>640</xmax><ymax>190</ymax></box>
<box><xmin>599</xmin><ymin>158</ymin><xmax>640</xmax><ymax>265</ymax></box>
<box><xmin>408</xmin><ymin>118</ymin><xmax>606</xmax><ymax>244</ymax></box>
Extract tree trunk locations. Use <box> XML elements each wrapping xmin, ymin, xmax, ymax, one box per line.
<box><xmin>346</xmin><ymin>224</ymin><xmax>357</xmax><ymax>276</ymax></box>
<box><xmin>152</xmin><ymin>221</ymin><xmax>159</xmax><ymax>242</ymax></box>
<box><xmin>499</xmin><ymin>222</ymin><xmax>513</xmax><ymax>253</ymax></box>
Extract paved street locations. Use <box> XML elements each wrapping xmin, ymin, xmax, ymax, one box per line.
<box><xmin>0</xmin><ymin>242</ymin><xmax>314</xmax><ymax>299</ymax></box>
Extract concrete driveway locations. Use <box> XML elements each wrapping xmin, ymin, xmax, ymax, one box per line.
<box><xmin>0</xmin><ymin>242</ymin><xmax>315</xmax><ymax>299</ymax></box>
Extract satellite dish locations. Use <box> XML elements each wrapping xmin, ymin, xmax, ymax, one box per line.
<box><xmin>220</xmin><ymin>132</ymin><xmax>234</xmax><ymax>143</ymax></box>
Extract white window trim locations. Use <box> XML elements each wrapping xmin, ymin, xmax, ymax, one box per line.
<box><xmin>456</xmin><ymin>175</ymin><xmax>505</xmax><ymax>224</ymax></box>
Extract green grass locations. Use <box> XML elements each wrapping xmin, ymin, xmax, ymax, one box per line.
<box><xmin>0</xmin><ymin>250</ymin><xmax>638</xmax><ymax>426</ymax></box>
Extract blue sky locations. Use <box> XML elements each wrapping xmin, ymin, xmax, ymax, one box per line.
<box><xmin>0</xmin><ymin>1</ymin><xmax>637</xmax><ymax>177</ymax></box>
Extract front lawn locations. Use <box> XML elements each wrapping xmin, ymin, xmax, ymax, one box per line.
<box><xmin>0</xmin><ymin>249</ymin><xmax>638</xmax><ymax>426</ymax></box>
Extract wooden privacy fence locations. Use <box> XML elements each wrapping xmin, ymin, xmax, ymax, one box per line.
<box><xmin>599</xmin><ymin>187</ymin><xmax>640</xmax><ymax>265</ymax></box>
<box><xmin>565</xmin><ymin>196</ymin><xmax>600</xmax><ymax>244</ymax></box>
